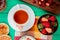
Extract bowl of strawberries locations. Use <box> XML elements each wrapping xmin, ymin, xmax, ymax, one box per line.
<box><xmin>37</xmin><ymin>14</ymin><xmax>58</xmax><ymax>35</ymax></box>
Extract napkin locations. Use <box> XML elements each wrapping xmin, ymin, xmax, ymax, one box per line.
<box><xmin>14</xmin><ymin>17</ymin><xmax>52</xmax><ymax>40</ymax></box>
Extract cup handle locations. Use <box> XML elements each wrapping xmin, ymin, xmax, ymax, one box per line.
<box><xmin>16</xmin><ymin>4</ymin><xmax>20</xmax><ymax>9</ymax></box>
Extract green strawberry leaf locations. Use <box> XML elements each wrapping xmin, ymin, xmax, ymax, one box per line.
<box><xmin>45</xmin><ymin>15</ymin><xmax>49</xmax><ymax>19</ymax></box>
<box><xmin>40</xmin><ymin>28</ymin><xmax>43</xmax><ymax>31</ymax></box>
<box><xmin>38</xmin><ymin>24</ymin><xmax>43</xmax><ymax>29</ymax></box>
<box><xmin>53</xmin><ymin>22</ymin><xmax>57</xmax><ymax>27</ymax></box>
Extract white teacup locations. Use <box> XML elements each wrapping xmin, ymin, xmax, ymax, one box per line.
<box><xmin>8</xmin><ymin>4</ymin><xmax>35</xmax><ymax>32</ymax></box>
<box><xmin>13</xmin><ymin>9</ymin><xmax>30</xmax><ymax>27</ymax></box>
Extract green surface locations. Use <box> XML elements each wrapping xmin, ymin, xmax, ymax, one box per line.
<box><xmin>0</xmin><ymin>0</ymin><xmax>60</xmax><ymax>40</ymax></box>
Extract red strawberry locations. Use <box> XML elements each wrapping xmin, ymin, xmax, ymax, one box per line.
<box><xmin>49</xmin><ymin>16</ymin><xmax>56</xmax><ymax>21</ymax></box>
<box><xmin>45</xmin><ymin>28</ymin><xmax>52</xmax><ymax>33</ymax></box>
<box><xmin>39</xmin><ymin>1</ymin><xmax>42</xmax><ymax>5</ymax></box>
<box><xmin>41</xmin><ymin>0</ymin><xmax>44</xmax><ymax>1</ymax></box>
<box><xmin>41</xmin><ymin>1</ymin><xmax>46</xmax><ymax>7</ymax></box>
<box><xmin>46</xmin><ymin>3</ymin><xmax>50</xmax><ymax>6</ymax></box>
<box><xmin>41</xmin><ymin>17</ymin><xmax>48</xmax><ymax>22</ymax></box>
<box><xmin>42</xmin><ymin>21</ymin><xmax>50</xmax><ymax>28</ymax></box>
<box><xmin>41</xmin><ymin>29</ymin><xmax>47</xmax><ymax>34</ymax></box>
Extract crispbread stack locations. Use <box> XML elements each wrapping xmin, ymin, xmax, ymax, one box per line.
<box><xmin>0</xmin><ymin>23</ymin><xmax>12</xmax><ymax>40</ymax></box>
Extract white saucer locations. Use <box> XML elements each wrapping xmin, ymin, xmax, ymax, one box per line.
<box><xmin>8</xmin><ymin>4</ymin><xmax>35</xmax><ymax>32</ymax></box>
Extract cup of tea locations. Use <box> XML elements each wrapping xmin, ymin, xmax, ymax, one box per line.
<box><xmin>13</xmin><ymin>9</ymin><xmax>29</xmax><ymax>26</ymax></box>
<box><xmin>8</xmin><ymin>4</ymin><xmax>35</xmax><ymax>32</ymax></box>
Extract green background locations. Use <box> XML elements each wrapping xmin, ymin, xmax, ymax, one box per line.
<box><xmin>0</xmin><ymin>0</ymin><xmax>60</xmax><ymax>40</ymax></box>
